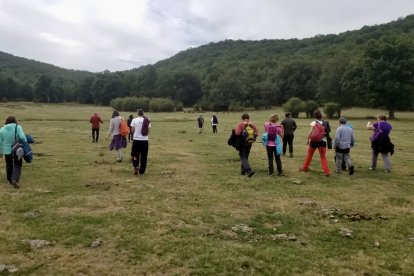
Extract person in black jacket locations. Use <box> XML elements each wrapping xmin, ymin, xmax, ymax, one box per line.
<box><xmin>281</xmin><ymin>112</ymin><xmax>297</xmax><ymax>157</ymax></box>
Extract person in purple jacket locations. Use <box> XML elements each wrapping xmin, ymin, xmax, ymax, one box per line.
<box><xmin>367</xmin><ymin>114</ymin><xmax>394</xmax><ymax>173</ymax></box>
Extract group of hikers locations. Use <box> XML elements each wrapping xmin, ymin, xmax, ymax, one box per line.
<box><xmin>229</xmin><ymin>110</ymin><xmax>394</xmax><ymax>178</ymax></box>
<box><xmin>0</xmin><ymin>108</ymin><xmax>394</xmax><ymax>189</ymax></box>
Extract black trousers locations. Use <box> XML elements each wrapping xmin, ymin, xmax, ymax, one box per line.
<box><xmin>92</xmin><ymin>128</ymin><xmax>100</xmax><ymax>142</ymax></box>
<box><xmin>266</xmin><ymin>146</ymin><xmax>282</xmax><ymax>174</ymax></box>
<box><xmin>131</xmin><ymin>140</ymin><xmax>149</xmax><ymax>174</ymax></box>
<box><xmin>239</xmin><ymin>145</ymin><xmax>252</xmax><ymax>173</ymax></box>
<box><xmin>5</xmin><ymin>154</ymin><xmax>22</xmax><ymax>183</ymax></box>
<box><xmin>283</xmin><ymin>134</ymin><xmax>294</xmax><ymax>154</ymax></box>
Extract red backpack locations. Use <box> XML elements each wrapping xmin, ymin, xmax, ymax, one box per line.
<box><xmin>309</xmin><ymin>121</ymin><xmax>325</xmax><ymax>142</ymax></box>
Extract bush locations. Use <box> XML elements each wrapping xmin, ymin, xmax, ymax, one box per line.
<box><xmin>301</xmin><ymin>100</ymin><xmax>319</xmax><ymax>118</ymax></box>
<box><xmin>228</xmin><ymin>101</ymin><xmax>243</xmax><ymax>112</ymax></box>
<box><xmin>283</xmin><ymin>97</ymin><xmax>302</xmax><ymax>118</ymax></box>
<box><xmin>149</xmin><ymin>98</ymin><xmax>175</xmax><ymax>112</ymax></box>
<box><xmin>323</xmin><ymin>102</ymin><xmax>341</xmax><ymax>119</ymax></box>
<box><xmin>110</xmin><ymin>96</ymin><xmax>150</xmax><ymax>112</ymax></box>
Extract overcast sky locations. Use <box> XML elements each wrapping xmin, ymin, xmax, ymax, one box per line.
<box><xmin>0</xmin><ymin>0</ymin><xmax>413</xmax><ymax>72</ymax></box>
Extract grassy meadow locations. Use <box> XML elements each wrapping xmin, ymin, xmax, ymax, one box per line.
<box><xmin>0</xmin><ymin>102</ymin><xmax>413</xmax><ymax>275</ymax></box>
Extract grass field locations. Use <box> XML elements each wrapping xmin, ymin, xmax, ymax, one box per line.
<box><xmin>0</xmin><ymin>102</ymin><xmax>413</xmax><ymax>275</ymax></box>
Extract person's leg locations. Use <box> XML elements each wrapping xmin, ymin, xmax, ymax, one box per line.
<box><xmin>288</xmin><ymin>134</ymin><xmax>294</xmax><ymax>156</ymax></box>
<box><xmin>92</xmin><ymin>128</ymin><xmax>96</xmax><ymax>142</ymax></box>
<box><xmin>335</xmin><ymin>152</ymin><xmax>343</xmax><ymax>172</ymax></box>
<box><xmin>344</xmin><ymin>153</ymin><xmax>354</xmax><ymax>175</ymax></box>
<box><xmin>139</xmin><ymin>141</ymin><xmax>149</xmax><ymax>174</ymax></box>
<box><xmin>318</xmin><ymin>146</ymin><xmax>330</xmax><ymax>175</ymax></box>
<box><xmin>239</xmin><ymin>146</ymin><xmax>253</xmax><ymax>176</ymax></box>
<box><xmin>266</xmin><ymin>146</ymin><xmax>274</xmax><ymax>175</ymax></box>
<box><xmin>275</xmin><ymin>153</ymin><xmax>283</xmax><ymax>175</ymax></box>
<box><xmin>381</xmin><ymin>153</ymin><xmax>391</xmax><ymax>172</ymax></box>
<box><xmin>370</xmin><ymin>150</ymin><xmax>378</xmax><ymax>170</ymax></box>
<box><xmin>5</xmin><ymin>154</ymin><xmax>13</xmax><ymax>183</ymax></box>
<box><xmin>302</xmin><ymin>146</ymin><xmax>316</xmax><ymax>171</ymax></box>
<box><xmin>282</xmin><ymin>137</ymin><xmax>287</xmax><ymax>156</ymax></box>
<box><xmin>11</xmin><ymin>158</ymin><xmax>22</xmax><ymax>184</ymax></box>
<box><xmin>116</xmin><ymin>149</ymin><xmax>123</xmax><ymax>161</ymax></box>
<box><xmin>95</xmin><ymin>128</ymin><xmax>100</xmax><ymax>142</ymax></box>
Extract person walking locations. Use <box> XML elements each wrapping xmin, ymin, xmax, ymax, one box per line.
<box><xmin>281</xmin><ymin>112</ymin><xmax>297</xmax><ymax>157</ymax></box>
<box><xmin>334</xmin><ymin>117</ymin><xmax>355</xmax><ymax>175</ymax></box>
<box><xmin>0</xmin><ymin>116</ymin><xmax>28</xmax><ymax>189</ymax></box>
<box><xmin>197</xmin><ymin>115</ymin><xmax>204</xmax><ymax>134</ymax></box>
<box><xmin>89</xmin><ymin>112</ymin><xmax>103</xmax><ymax>143</ymax></box>
<box><xmin>106</xmin><ymin>110</ymin><xmax>127</xmax><ymax>162</ymax></box>
<box><xmin>300</xmin><ymin>110</ymin><xmax>330</xmax><ymax>176</ymax></box>
<box><xmin>130</xmin><ymin>109</ymin><xmax>151</xmax><ymax>175</ymax></box>
<box><xmin>264</xmin><ymin>114</ymin><xmax>284</xmax><ymax>176</ymax></box>
<box><xmin>211</xmin><ymin>114</ymin><xmax>218</xmax><ymax>133</ymax></box>
<box><xmin>235</xmin><ymin>113</ymin><xmax>258</xmax><ymax>177</ymax></box>
<box><xmin>127</xmin><ymin>114</ymin><xmax>134</xmax><ymax>142</ymax></box>
<box><xmin>367</xmin><ymin>114</ymin><xmax>394</xmax><ymax>173</ymax></box>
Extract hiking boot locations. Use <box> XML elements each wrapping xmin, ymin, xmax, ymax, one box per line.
<box><xmin>241</xmin><ymin>170</ymin><xmax>245</xmax><ymax>175</ymax></box>
<box><xmin>247</xmin><ymin>170</ymin><xmax>255</xmax><ymax>178</ymax></box>
<box><xmin>12</xmin><ymin>181</ymin><xmax>20</xmax><ymax>189</ymax></box>
<box><xmin>349</xmin><ymin>166</ymin><xmax>354</xmax><ymax>175</ymax></box>
<box><xmin>290</xmin><ymin>153</ymin><xmax>293</xmax><ymax>158</ymax></box>
<box><xmin>133</xmin><ymin>167</ymin><xmax>139</xmax><ymax>175</ymax></box>
<box><xmin>369</xmin><ymin>167</ymin><xmax>376</xmax><ymax>170</ymax></box>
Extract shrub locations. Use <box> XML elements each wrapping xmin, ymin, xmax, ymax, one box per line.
<box><xmin>283</xmin><ymin>97</ymin><xmax>302</xmax><ymax>118</ymax></box>
<box><xmin>149</xmin><ymin>98</ymin><xmax>175</xmax><ymax>112</ymax></box>
<box><xmin>228</xmin><ymin>101</ymin><xmax>243</xmax><ymax>112</ymax></box>
<box><xmin>302</xmin><ymin>100</ymin><xmax>319</xmax><ymax>118</ymax></box>
<box><xmin>323</xmin><ymin>102</ymin><xmax>341</xmax><ymax>119</ymax></box>
<box><xmin>110</xmin><ymin>96</ymin><xmax>150</xmax><ymax>112</ymax></box>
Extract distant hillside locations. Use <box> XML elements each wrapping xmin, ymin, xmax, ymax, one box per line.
<box><xmin>0</xmin><ymin>51</ymin><xmax>93</xmax><ymax>85</ymax></box>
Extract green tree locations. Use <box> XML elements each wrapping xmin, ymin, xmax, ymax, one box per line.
<box><xmin>283</xmin><ymin>97</ymin><xmax>303</xmax><ymax>118</ymax></box>
<box><xmin>344</xmin><ymin>37</ymin><xmax>414</xmax><ymax>118</ymax></box>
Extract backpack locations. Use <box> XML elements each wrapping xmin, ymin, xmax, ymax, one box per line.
<box><xmin>242</xmin><ymin>123</ymin><xmax>256</xmax><ymax>145</ymax></box>
<box><xmin>11</xmin><ymin>124</ymin><xmax>32</xmax><ymax>163</ymax></box>
<box><xmin>119</xmin><ymin>118</ymin><xmax>129</xmax><ymax>137</ymax></box>
<box><xmin>309</xmin><ymin>121</ymin><xmax>325</xmax><ymax>142</ymax></box>
<box><xmin>275</xmin><ymin>134</ymin><xmax>282</xmax><ymax>156</ymax></box>
<box><xmin>141</xmin><ymin>116</ymin><xmax>150</xmax><ymax>136</ymax></box>
<box><xmin>267</xmin><ymin>124</ymin><xmax>278</xmax><ymax>141</ymax></box>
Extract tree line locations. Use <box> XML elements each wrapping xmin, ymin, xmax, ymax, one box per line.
<box><xmin>1</xmin><ymin>15</ymin><xmax>413</xmax><ymax>118</ymax></box>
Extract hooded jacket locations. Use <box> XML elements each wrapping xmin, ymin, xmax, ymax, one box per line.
<box><xmin>0</xmin><ymin>123</ymin><xmax>27</xmax><ymax>155</ymax></box>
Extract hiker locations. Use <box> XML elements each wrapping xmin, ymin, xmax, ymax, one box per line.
<box><xmin>235</xmin><ymin>113</ymin><xmax>258</xmax><ymax>177</ymax></box>
<box><xmin>281</xmin><ymin>112</ymin><xmax>297</xmax><ymax>157</ymax></box>
<box><xmin>264</xmin><ymin>114</ymin><xmax>284</xmax><ymax>176</ymax></box>
<box><xmin>211</xmin><ymin>114</ymin><xmax>218</xmax><ymax>133</ymax></box>
<box><xmin>106</xmin><ymin>110</ymin><xmax>127</xmax><ymax>162</ymax></box>
<box><xmin>334</xmin><ymin>117</ymin><xmax>355</xmax><ymax>175</ymax></box>
<box><xmin>197</xmin><ymin>114</ymin><xmax>204</xmax><ymax>134</ymax></box>
<box><xmin>367</xmin><ymin>114</ymin><xmax>394</xmax><ymax>173</ymax></box>
<box><xmin>300</xmin><ymin>110</ymin><xmax>330</xmax><ymax>176</ymax></box>
<box><xmin>89</xmin><ymin>112</ymin><xmax>103</xmax><ymax>143</ymax></box>
<box><xmin>335</xmin><ymin>117</ymin><xmax>354</xmax><ymax>171</ymax></box>
<box><xmin>130</xmin><ymin>109</ymin><xmax>151</xmax><ymax>175</ymax></box>
<box><xmin>0</xmin><ymin>116</ymin><xmax>28</xmax><ymax>189</ymax></box>
<box><xmin>127</xmin><ymin>114</ymin><xmax>134</xmax><ymax>142</ymax></box>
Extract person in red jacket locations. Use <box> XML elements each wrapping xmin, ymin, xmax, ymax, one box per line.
<box><xmin>89</xmin><ymin>112</ymin><xmax>104</xmax><ymax>143</ymax></box>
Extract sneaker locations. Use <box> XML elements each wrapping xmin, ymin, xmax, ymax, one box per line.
<box><xmin>12</xmin><ymin>181</ymin><xmax>20</xmax><ymax>189</ymax></box>
<box><xmin>369</xmin><ymin>167</ymin><xmax>376</xmax><ymax>170</ymax></box>
<box><xmin>247</xmin><ymin>170</ymin><xmax>255</xmax><ymax>178</ymax></box>
<box><xmin>349</xmin><ymin>166</ymin><xmax>354</xmax><ymax>175</ymax></box>
<box><xmin>269</xmin><ymin>173</ymin><xmax>274</xmax><ymax>177</ymax></box>
<box><xmin>385</xmin><ymin>170</ymin><xmax>391</xmax><ymax>173</ymax></box>
<box><xmin>335</xmin><ymin>169</ymin><xmax>341</xmax><ymax>173</ymax></box>
<box><xmin>278</xmin><ymin>173</ymin><xmax>284</xmax><ymax>177</ymax></box>
<box><xmin>241</xmin><ymin>170</ymin><xmax>245</xmax><ymax>175</ymax></box>
<box><xmin>290</xmin><ymin>153</ymin><xmax>293</xmax><ymax>158</ymax></box>
<box><xmin>133</xmin><ymin>167</ymin><xmax>139</xmax><ymax>175</ymax></box>
<box><xmin>325</xmin><ymin>173</ymin><xmax>330</xmax><ymax>177</ymax></box>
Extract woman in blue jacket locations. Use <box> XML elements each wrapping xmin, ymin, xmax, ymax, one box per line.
<box><xmin>0</xmin><ymin>116</ymin><xmax>27</xmax><ymax>189</ymax></box>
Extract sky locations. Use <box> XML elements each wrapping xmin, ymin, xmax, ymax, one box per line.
<box><xmin>0</xmin><ymin>0</ymin><xmax>413</xmax><ymax>72</ymax></box>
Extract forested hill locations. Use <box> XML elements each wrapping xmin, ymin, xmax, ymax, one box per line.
<box><xmin>154</xmin><ymin>15</ymin><xmax>414</xmax><ymax>74</ymax></box>
<box><xmin>1</xmin><ymin>15</ymin><xmax>413</xmax><ymax>115</ymax></box>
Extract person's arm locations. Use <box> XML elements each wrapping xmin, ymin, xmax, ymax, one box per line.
<box><xmin>293</xmin><ymin>120</ymin><xmax>297</xmax><ymax>131</ymax></box>
<box><xmin>17</xmin><ymin>125</ymin><xmax>28</xmax><ymax>143</ymax></box>
<box><xmin>334</xmin><ymin>128</ymin><xmax>341</xmax><ymax>149</ymax></box>
<box><xmin>107</xmin><ymin>119</ymin><xmax>113</xmax><ymax>138</ymax></box>
<box><xmin>367</xmin><ymin>121</ymin><xmax>375</xmax><ymax>130</ymax></box>
<box><xmin>99</xmin><ymin>117</ymin><xmax>103</xmax><ymax>123</ymax></box>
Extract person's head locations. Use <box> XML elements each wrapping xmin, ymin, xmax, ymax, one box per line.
<box><xmin>377</xmin><ymin>114</ymin><xmax>386</xmax><ymax>121</ymax></box>
<box><xmin>129</xmin><ymin>114</ymin><xmax>134</xmax><ymax>119</ymax></box>
<box><xmin>339</xmin><ymin>117</ymin><xmax>347</xmax><ymax>125</ymax></box>
<box><xmin>313</xmin><ymin>110</ymin><xmax>322</xmax><ymax>120</ymax></box>
<box><xmin>285</xmin><ymin>112</ymin><xmax>291</xmax><ymax>118</ymax></box>
<box><xmin>5</xmin><ymin>116</ymin><xmax>17</xmax><ymax>125</ymax></box>
<box><xmin>112</xmin><ymin>110</ymin><xmax>119</xmax><ymax>118</ymax></box>
<box><xmin>241</xmin><ymin>113</ymin><xmax>250</xmax><ymax>120</ymax></box>
<box><xmin>269</xmin><ymin>114</ymin><xmax>279</xmax><ymax>123</ymax></box>
<box><xmin>137</xmin><ymin>109</ymin><xmax>144</xmax><ymax>117</ymax></box>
